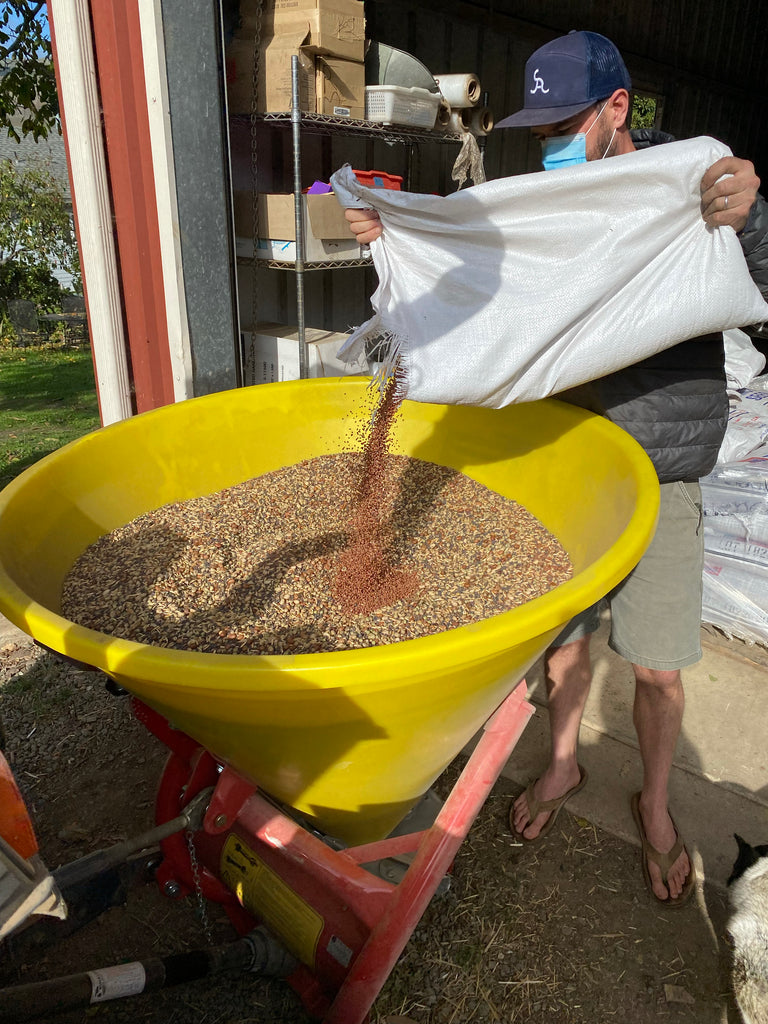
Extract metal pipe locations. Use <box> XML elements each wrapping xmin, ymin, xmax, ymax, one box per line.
<box><xmin>0</xmin><ymin>929</ymin><xmax>294</xmax><ymax>1022</ymax></box>
<box><xmin>291</xmin><ymin>54</ymin><xmax>308</xmax><ymax>379</ymax></box>
<box><xmin>477</xmin><ymin>89</ymin><xmax>490</xmax><ymax>165</ymax></box>
<box><xmin>52</xmin><ymin>788</ymin><xmax>211</xmax><ymax>891</ymax></box>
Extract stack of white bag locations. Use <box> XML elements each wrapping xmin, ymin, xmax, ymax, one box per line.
<box><xmin>702</xmin><ymin>330</ymin><xmax>768</xmax><ymax>644</ymax></box>
<box><xmin>331</xmin><ymin>137</ymin><xmax>768</xmax><ymax>407</ymax></box>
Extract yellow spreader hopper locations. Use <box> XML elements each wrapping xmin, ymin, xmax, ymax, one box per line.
<box><xmin>0</xmin><ymin>379</ymin><xmax>659</xmax><ymax>845</ymax></box>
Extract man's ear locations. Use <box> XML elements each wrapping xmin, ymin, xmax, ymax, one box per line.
<box><xmin>609</xmin><ymin>88</ymin><xmax>630</xmax><ymax>128</ymax></box>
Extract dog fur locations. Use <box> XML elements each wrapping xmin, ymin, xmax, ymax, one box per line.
<box><xmin>727</xmin><ymin>834</ymin><xmax>768</xmax><ymax>1024</ymax></box>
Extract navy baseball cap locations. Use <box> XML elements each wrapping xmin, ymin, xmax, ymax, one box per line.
<box><xmin>496</xmin><ymin>31</ymin><xmax>632</xmax><ymax>128</ymax></box>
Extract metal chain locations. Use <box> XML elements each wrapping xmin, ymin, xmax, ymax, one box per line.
<box><xmin>186</xmin><ymin>828</ymin><xmax>213</xmax><ymax>945</ymax></box>
<box><xmin>249</xmin><ymin>0</ymin><xmax>264</xmax><ymax>342</ymax></box>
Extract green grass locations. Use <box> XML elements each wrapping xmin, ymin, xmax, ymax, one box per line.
<box><xmin>0</xmin><ymin>345</ymin><xmax>101</xmax><ymax>489</ymax></box>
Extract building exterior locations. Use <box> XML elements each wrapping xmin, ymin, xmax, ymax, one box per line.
<box><xmin>47</xmin><ymin>1</ymin><xmax>768</xmax><ymax>425</ymax></box>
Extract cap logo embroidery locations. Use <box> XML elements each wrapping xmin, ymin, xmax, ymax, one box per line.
<box><xmin>530</xmin><ymin>69</ymin><xmax>549</xmax><ymax>95</ymax></box>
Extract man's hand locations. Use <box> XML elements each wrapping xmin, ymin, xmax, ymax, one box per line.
<box><xmin>345</xmin><ymin>207</ymin><xmax>383</xmax><ymax>245</ymax></box>
<box><xmin>700</xmin><ymin>156</ymin><xmax>760</xmax><ymax>232</ymax></box>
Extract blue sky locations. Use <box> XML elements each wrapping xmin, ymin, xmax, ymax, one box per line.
<box><xmin>2</xmin><ymin>2</ymin><xmax>50</xmax><ymax>46</ymax></box>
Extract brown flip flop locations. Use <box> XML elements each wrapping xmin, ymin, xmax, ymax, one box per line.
<box><xmin>630</xmin><ymin>792</ymin><xmax>696</xmax><ymax>907</ymax></box>
<box><xmin>509</xmin><ymin>765</ymin><xmax>588</xmax><ymax>843</ymax></box>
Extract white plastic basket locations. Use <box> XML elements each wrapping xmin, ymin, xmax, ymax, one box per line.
<box><xmin>364</xmin><ymin>85</ymin><xmax>440</xmax><ymax>129</ymax></box>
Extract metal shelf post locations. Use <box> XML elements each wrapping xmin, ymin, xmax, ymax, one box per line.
<box><xmin>291</xmin><ymin>55</ymin><xmax>308</xmax><ymax>379</ymax></box>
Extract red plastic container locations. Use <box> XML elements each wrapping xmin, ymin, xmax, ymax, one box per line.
<box><xmin>352</xmin><ymin>169</ymin><xmax>403</xmax><ymax>190</ymax></box>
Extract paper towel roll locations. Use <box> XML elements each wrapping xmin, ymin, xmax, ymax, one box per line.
<box><xmin>469</xmin><ymin>106</ymin><xmax>494</xmax><ymax>136</ymax></box>
<box><xmin>447</xmin><ymin>108</ymin><xmax>472</xmax><ymax>134</ymax></box>
<box><xmin>435</xmin><ymin>74</ymin><xmax>482</xmax><ymax>108</ymax></box>
<box><xmin>435</xmin><ymin>98</ymin><xmax>452</xmax><ymax>129</ymax></box>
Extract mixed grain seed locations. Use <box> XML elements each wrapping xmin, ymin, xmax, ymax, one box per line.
<box><xmin>333</xmin><ymin>370</ymin><xmax>419</xmax><ymax>614</ymax></box>
<box><xmin>61</xmin><ymin>451</ymin><xmax>573</xmax><ymax>656</ymax></box>
<box><xmin>63</xmin><ymin>375</ymin><xmax>572</xmax><ymax>654</ymax></box>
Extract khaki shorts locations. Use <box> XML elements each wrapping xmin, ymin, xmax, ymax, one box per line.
<box><xmin>550</xmin><ymin>480</ymin><xmax>704</xmax><ymax>671</ymax></box>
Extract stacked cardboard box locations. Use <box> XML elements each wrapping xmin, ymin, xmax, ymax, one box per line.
<box><xmin>227</xmin><ymin>0</ymin><xmax>365</xmax><ymax>116</ymax></box>
<box><xmin>243</xmin><ymin>323</ymin><xmax>368</xmax><ymax>383</ymax></box>
<box><xmin>316</xmin><ymin>55</ymin><xmax>364</xmax><ymax>118</ymax></box>
<box><xmin>233</xmin><ymin>190</ymin><xmax>362</xmax><ymax>263</ymax></box>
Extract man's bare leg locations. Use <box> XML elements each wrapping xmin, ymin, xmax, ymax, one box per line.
<box><xmin>511</xmin><ymin>636</ymin><xmax>591</xmax><ymax>839</ymax></box>
<box><xmin>632</xmin><ymin>666</ymin><xmax>691</xmax><ymax>900</ymax></box>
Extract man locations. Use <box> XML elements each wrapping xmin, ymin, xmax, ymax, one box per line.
<box><xmin>346</xmin><ymin>30</ymin><xmax>768</xmax><ymax>905</ymax></box>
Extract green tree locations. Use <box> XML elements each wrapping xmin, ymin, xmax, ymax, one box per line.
<box><xmin>0</xmin><ymin>1</ymin><xmax>58</xmax><ymax>141</ymax></box>
<box><xmin>0</xmin><ymin>159</ymin><xmax>80</xmax><ymax>314</ymax></box>
<box><xmin>631</xmin><ymin>95</ymin><xmax>658</xmax><ymax>130</ymax></box>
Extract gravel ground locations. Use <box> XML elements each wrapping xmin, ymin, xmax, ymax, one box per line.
<box><xmin>0</xmin><ymin>625</ymin><xmax>743</xmax><ymax>1024</ymax></box>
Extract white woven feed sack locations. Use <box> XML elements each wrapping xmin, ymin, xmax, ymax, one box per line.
<box><xmin>723</xmin><ymin>328</ymin><xmax>766</xmax><ymax>388</ymax></box>
<box><xmin>330</xmin><ymin>138</ymin><xmax>768</xmax><ymax>408</ymax></box>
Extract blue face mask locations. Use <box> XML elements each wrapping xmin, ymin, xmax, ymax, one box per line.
<box><xmin>541</xmin><ymin>132</ymin><xmax>588</xmax><ymax>171</ymax></box>
<box><xmin>540</xmin><ymin>102</ymin><xmax>612</xmax><ymax>171</ymax></box>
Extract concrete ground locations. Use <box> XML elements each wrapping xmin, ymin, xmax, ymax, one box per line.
<box><xmin>499</xmin><ymin>613</ymin><xmax>768</xmax><ymax>891</ymax></box>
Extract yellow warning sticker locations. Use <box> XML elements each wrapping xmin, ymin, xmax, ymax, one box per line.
<box><xmin>220</xmin><ymin>834</ymin><xmax>323</xmax><ymax>966</ymax></box>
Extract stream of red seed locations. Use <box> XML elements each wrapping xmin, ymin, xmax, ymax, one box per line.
<box><xmin>333</xmin><ymin>371</ymin><xmax>419</xmax><ymax>614</ymax></box>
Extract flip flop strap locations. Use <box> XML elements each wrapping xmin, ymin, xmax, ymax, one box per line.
<box><xmin>644</xmin><ymin>835</ymin><xmax>684</xmax><ymax>881</ymax></box>
<box><xmin>524</xmin><ymin>783</ymin><xmax>563</xmax><ymax>821</ymax></box>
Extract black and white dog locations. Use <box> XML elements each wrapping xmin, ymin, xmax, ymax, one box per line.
<box><xmin>727</xmin><ymin>834</ymin><xmax>768</xmax><ymax>1024</ymax></box>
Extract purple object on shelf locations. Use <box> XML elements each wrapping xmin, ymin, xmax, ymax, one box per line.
<box><xmin>307</xmin><ymin>180</ymin><xmax>333</xmax><ymax>194</ymax></box>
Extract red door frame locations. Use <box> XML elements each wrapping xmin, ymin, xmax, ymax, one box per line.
<box><xmin>83</xmin><ymin>0</ymin><xmax>177</xmax><ymax>414</ymax></box>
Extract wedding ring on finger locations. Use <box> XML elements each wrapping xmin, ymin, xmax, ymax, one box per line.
<box><xmin>724</xmin><ymin>194</ymin><xmax>729</xmax><ymax>210</ymax></box>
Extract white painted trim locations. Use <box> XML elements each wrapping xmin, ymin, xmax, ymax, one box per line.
<box><xmin>138</xmin><ymin>1</ymin><xmax>194</xmax><ymax>403</ymax></box>
<box><xmin>48</xmin><ymin>0</ymin><xmax>133</xmax><ymax>425</ymax></box>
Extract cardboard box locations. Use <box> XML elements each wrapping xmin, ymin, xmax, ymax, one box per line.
<box><xmin>237</xmin><ymin>234</ymin><xmax>362</xmax><ymax>262</ymax></box>
<box><xmin>305</xmin><ymin>191</ymin><xmax>351</xmax><ymax>238</ymax></box>
<box><xmin>233</xmin><ymin>191</ymin><xmax>362</xmax><ymax>263</ymax></box>
<box><xmin>234</xmin><ymin>191</ymin><xmax>351</xmax><ymax>239</ymax></box>
<box><xmin>239</xmin><ymin>0</ymin><xmax>365</xmax><ymax>61</ymax></box>
<box><xmin>316</xmin><ymin>56</ymin><xmax>364</xmax><ymax>117</ymax></box>
<box><xmin>243</xmin><ymin>323</ymin><xmax>369</xmax><ymax>383</ymax></box>
<box><xmin>226</xmin><ymin>34</ymin><xmax>314</xmax><ymax>113</ymax></box>
<box><xmin>271</xmin><ymin>0</ymin><xmax>364</xmax><ymax>11</ymax></box>
<box><xmin>260</xmin><ymin>6</ymin><xmax>364</xmax><ymax>61</ymax></box>
<box><xmin>227</xmin><ymin>0</ymin><xmax>365</xmax><ymax>111</ymax></box>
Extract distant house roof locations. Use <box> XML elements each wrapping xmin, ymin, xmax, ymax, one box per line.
<box><xmin>0</xmin><ymin>114</ymin><xmax>70</xmax><ymax>202</ymax></box>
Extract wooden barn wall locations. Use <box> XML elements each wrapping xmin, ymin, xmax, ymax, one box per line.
<box><xmin>239</xmin><ymin>0</ymin><xmax>768</xmax><ymax>337</ymax></box>
<box><xmin>365</xmin><ymin>0</ymin><xmax>768</xmax><ymax>181</ymax></box>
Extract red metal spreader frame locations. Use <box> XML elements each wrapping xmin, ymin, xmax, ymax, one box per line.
<box><xmin>134</xmin><ymin>680</ymin><xmax>533</xmax><ymax>1024</ymax></box>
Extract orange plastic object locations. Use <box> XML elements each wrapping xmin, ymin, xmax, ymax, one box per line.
<box><xmin>352</xmin><ymin>169</ymin><xmax>403</xmax><ymax>190</ymax></box>
<box><xmin>0</xmin><ymin>751</ymin><xmax>38</xmax><ymax>861</ymax></box>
